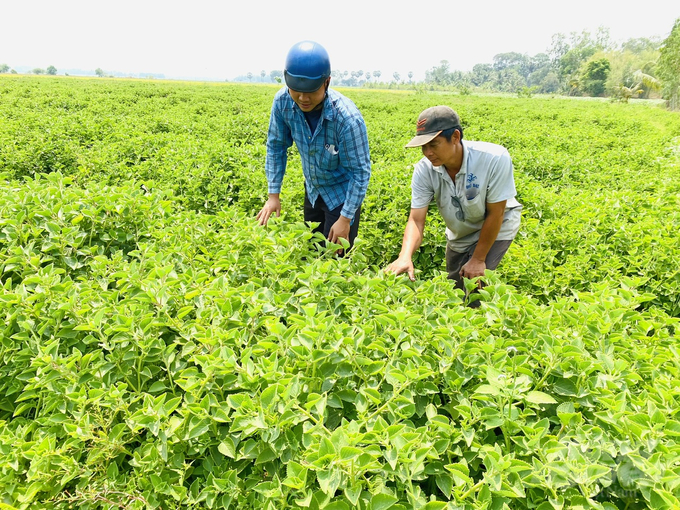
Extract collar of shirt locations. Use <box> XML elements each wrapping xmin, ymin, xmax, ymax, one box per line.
<box><xmin>284</xmin><ymin>87</ymin><xmax>340</xmax><ymax>125</ymax></box>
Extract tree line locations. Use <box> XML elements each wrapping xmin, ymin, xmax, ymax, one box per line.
<box><xmin>4</xmin><ymin>20</ymin><xmax>679</xmax><ymax>109</ymax></box>
<box><xmin>422</xmin><ymin>23</ymin><xmax>679</xmax><ymax>108</ymax></box>
<box><xmin>0</xmin><ymin>64</ymin><xmax>57</xmax><ymax>75</ymax></box>
<box><xmin>422</xmin><ymin>27</ymin><xmax>668</xmax><ymax>101</ymax></box>
<box><xmin>233</xmin><ymin>22</ymin><xmax>680</xmax><ymax>110</ymax></box>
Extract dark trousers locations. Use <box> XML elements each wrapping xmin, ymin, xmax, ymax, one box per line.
<box><xmin>304</xmin><ymin>193</ymin><xmax>361</xmax><ymax>249</ymax></box>
<box><xmin>446</xmin><ymin>240</ymin><xmax>513</xmax><ymax>307</ymax></box>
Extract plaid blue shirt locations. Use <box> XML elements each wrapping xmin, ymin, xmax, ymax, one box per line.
<box><xmin>265</xmin><ymin>88</ymin><xmax>371</xmax><ymax>220</ymax></box>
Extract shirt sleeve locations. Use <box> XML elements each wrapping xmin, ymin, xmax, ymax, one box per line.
<box><xmin>411</xmin><ymin>160</ymin><xmax>434</xmax><ymax>209</ymax></box>
<box><xmin>486</xmin><ymin>150</ymin><xmax>517</xmax><ymax>204</ymax></box>
<box><xmin>338</xmin><ymin>115</ymin><xmax>371</xmax><ymax>220</ymax></box>
<box><xmin>265</xmin><ymin>97</ymin><xmax>293</xmax><ymax>194</ymax></box>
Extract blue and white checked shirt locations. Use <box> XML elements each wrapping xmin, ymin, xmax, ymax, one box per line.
<box><xmin>265</xmin><ymin>88</ymin><xmax>371</xmax><ymax>221</ymax></box>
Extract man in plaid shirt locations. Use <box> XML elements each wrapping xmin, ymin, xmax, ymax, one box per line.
<box><xmin>256</xmin><ymin>41</ymin><xmax>371</xmax><ymax>252</ymax></box>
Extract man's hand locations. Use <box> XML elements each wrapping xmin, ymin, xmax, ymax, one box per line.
<box><xmin>256</xmin><ymin>195</ymin><xmax>281</xmax><ymax>226</ymax></box>
<box><xmin>385</xmin><ymin>257</ymin><xmax>416</xmax><ymax>281</ymax></box>
<box><xmin>460</xmin><ymin>257</ymin><xmax>486</xmax><ymax>280</ymax></box>
<box><xmin>328</xmin><ymin>215</ymin><xmax>351</xmax><ymax>254</ymax></box>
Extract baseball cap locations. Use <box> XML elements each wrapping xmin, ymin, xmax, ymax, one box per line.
<box><xmin>405</xmin><ymin>106</ymin><xmax>461</xmax><ymax>147</ymax></box>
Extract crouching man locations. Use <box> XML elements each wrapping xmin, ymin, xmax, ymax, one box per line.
<box><xmin>385</xmin><ymin>106</ymin><xmax>522</xmax><ymax>306</ymax></box>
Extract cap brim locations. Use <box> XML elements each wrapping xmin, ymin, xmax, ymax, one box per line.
<box><xmin>285</xmin><ymin>73</ymin><xmax>326</xmax><ymax>93</ymax></box>
<box><xmin>404</xmin><ymin>130</ymin><xmax>442</xmax><ymax>148</ymax></box>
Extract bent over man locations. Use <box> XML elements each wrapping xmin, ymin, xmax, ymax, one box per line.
<box><xmin>257</xmin><ymin>41</ymin><xmax>371</xmax><ymax>251</ymax></box>
<box><xmin>386</xmin><ymin>105</ymin><xmax>522</xmax><ymax>305</ymax></box>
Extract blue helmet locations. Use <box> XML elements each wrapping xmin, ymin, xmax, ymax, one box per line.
<box><xmin>284</xmin><ymin>41</ymin><xmax>331</xmax><ymax>93</ymax></box>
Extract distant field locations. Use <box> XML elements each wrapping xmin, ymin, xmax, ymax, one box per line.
<box><xmin>1</xmin><ymin>76</ymin><xmax>680</xmax><ymax>509</ymax></box>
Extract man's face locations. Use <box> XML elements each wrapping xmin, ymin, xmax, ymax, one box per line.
<box><xmin>420</xmin><ymin>131</ymin><xmax>460</xmax><ymax>167</ymax></box>
<box><xmin>288</xmin><ymin>79</ymin><xmax>329</xmax><ymax>112</ymax></box>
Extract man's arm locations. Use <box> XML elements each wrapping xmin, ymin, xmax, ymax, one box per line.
<box><xmin>459</xmin><ymin>200</ymin><xmax>506</xmax><ymax>279</ymax></box>
<box><xmin>337</xmin><ymin>117</ymin><xmax>371</xmax><ymax>222</ymax></box>
<box><xmin>328</xmin><ymin>116</ymin><xmax>371</xmax><ymax>244</ymax></box>
<box><xmin>384</xmin><ymin>207</ymin><xmax>428</xmax><ymax>281</ymax></box>
<box><xmin>258</xmin><ymin>98</ymin><xmax>293</xmax><ymax>226</ymax></box>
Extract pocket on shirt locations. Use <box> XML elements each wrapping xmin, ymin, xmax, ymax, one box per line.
<box><xmin>320</xmin><ymin>144</ymin><xmax>340</xmax><ymax>170</ymax></box>
<box><xmin>462</xmin><ymin>194</ymin><xmax>486</xmax><ymax>223</ymax></box>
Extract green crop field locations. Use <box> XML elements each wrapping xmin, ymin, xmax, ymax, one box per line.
<box><xmin>1</xmin><ymin>76</ymin><xmax>680</xmax><ymax>510</ymax></box>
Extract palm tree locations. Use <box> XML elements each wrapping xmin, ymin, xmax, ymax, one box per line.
<box><xmin>614</xmin><ymin>70</ymin><xmax>661</xmax><ymax>103</ymax></box>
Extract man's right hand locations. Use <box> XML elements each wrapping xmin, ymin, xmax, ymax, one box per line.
<box><xmin>256</xmin><ymin>195</ymin><xmax>281</xmax><ymax>226</ymax></box>
<box><xmin>385</xmin><ymin>257</ymin><xmax>416</xmax><ymax>281</ymax></box>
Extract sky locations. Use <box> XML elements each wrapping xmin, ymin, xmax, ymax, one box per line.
<box><xmin>1</xmin><ymin>0</ymin><xmax>678</xmax><ymax>81</ymax></box>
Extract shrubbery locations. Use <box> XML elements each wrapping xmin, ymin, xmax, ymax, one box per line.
<box><xmin>1</xmin><ymin>76</ymin><xmax>680</xmax><ymax>509</ymax></box>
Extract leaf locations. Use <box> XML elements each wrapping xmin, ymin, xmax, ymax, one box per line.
<box><xmin>422</xmin><ymin>503</ymin><xmax>447</xmax><ymax>510</ymax></box>
<box><xmin>325</xmin><ymin>502</ymin><xmax>350</xmax><ymax>510</ymax></box>
<box><xmin>445</xmin><ymin>463</ymin><xmax>472</xmax><ymax>486</ymax></box>
<box><xmin>462</xmin><ymin>428</ymin><xmax>475</xmax><ymax>447</ymax></box>
<box><xmin>344</xmin><ymin>483</ymin><xmax>362</xmax><ymax>506</ymax></box>
<box><xmin>369</xmin><ymin>493</ymin><xmax>398</xmax><ymax>510</ymax></box>
<box><xmin>295</xmin><ymin>491</ymin><xmax>313</xmax><ymax>508</ymax></box>
<box><xmin>585</xmin><ymin>464</ymin><xmax>611</xmax><ymax>483</ymax></box>
<box><xmin>553</xmin><ymin>378</ymin><xmax>578</xmax><ymax>396</ymax></box>
<box><xmin>317</xmin><ymin>468</ymin><xmax>342</xmax><ymax>496</ymax></box>
<box><xmin>474</xmin><ymin>384</ymin><xmax>500</xmax><ymax>396</ymax></box>
<box><xmin>187</xmin><ymin>418</ymin><xmax>211</xmax><ymax>440</ymax></box>
<box><xmin>383</xmin><ymin>448</ymin><xmax>398</xmax><ymax>470</ymax></box>
<box><xmin>435</xmin><ymin>475</ymin><xmax>452</xmax><ymax>498</ymax></box>
<box><xmin>525</xmin><ymin>391</ymin><xmax>558</xmax><ymax>404</ymax></box>
<box><xmin>260</xmin><ymin>384</ymin><xmax>279</xmax><ymax>408</ymax></box>
<box><xmin>340</xmin><ymin>446</ymin><xmax>363</xmax><ymax>461</ymax></box>
<box><xmin>148</xmin><ymin>381</ymin><xmax>166</xmax><ymax>393</ymax></box>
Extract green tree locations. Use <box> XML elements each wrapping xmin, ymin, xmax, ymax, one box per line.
<box><xmin>46</xmin><ymin>65</ymin><xmax>57</xmax><ymax>75</ymax></box>
<box><xmin>425</xmin><ymin>60</ymin><xmax>451</xmax><ymax>85</ymax></box>
<box><xmin>552</xmin><ymin>28</ymin><xmax>611</xmax><ymax>91</ymax></box>
<box><xmin>621</xmin><ymin>37</ymin><xmax>661</xmax><ymax>54</ymax></box>
<box><xmin>95</xmin><ymin>68</ymin><xmax>105</xmax><ymax>77</ymax></box>
<box><xmin>270</xmin><ymin>69</ymin><xmax>283</xmax><ymax>83</ymax></box>
<box><xmin>657</xmin><ymin>17</ymin><xmax>680</xmax><ymax>110</ymax></box>
<box><xmin>0</xmin><ymin>64</ymin><xmax>9</xmax><ymax>73</ymax></box>
<box><xmin>605</xmin><ymin>40</ymin><xmax>660</xmax><ymax>99</ymax></box>
<box><xmin>470</xmin><ymin>63</ymin><xmax>493</xmax><ymax>87</ymax></box>
<box><xmin>493</xmin><ymin>52</ymin><xmax>529</xmax><ymax>75</ymax></box>
<box><xmin>612</xmin><ymin>69</ymin><xmax>661</xmax><ymax>102</ymax></box>
<box><xmin>581</xmin><ymin>57</ymin><xmax>611</xmax><ymax>96</ymax></box>
<box><xmin>32</xmin><ymin>68</ymin><xmax>45</xmax><ymax>75</ymax></box>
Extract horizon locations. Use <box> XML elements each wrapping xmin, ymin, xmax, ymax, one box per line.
<box><xmin>1</xmin><ymin>0</ymin><xmax>676</xmax><ymax>83</ymax></box>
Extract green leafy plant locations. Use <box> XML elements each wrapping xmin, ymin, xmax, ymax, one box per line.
<box><xmin>1</xmin><ymin>76</ymin><xmax>680</xmax><ymax>509</ymax></box>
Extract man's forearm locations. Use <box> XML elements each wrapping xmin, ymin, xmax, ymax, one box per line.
<box><xmin>399</xmin><ymin>217</ymin><xmax>425</xmax><ymax>260</ymax></box>
<box><xmin>471</xmin><ymin>212</ymin><xmax>504</xmax><ymax>262</ymax></box>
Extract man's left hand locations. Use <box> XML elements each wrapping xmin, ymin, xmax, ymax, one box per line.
<box><xmin>460</xmin><ymin>258</ymin><xmax>486</xmax><ymax>280</ymax></box>
<box><xmin>328</xmin><ymin>216</ymin><xmax>351</xmax><ymax>254</ymax></box>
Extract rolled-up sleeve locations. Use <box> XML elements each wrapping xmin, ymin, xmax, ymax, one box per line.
<box><xmin>338</xmin><ymin>116</ymin><xmax>371</xmax><ymax>220</ymax></box>
<box><xmin>265</xmin><ymin>100</ymin><xmax>293</xmax><ymax>194</ymax></box>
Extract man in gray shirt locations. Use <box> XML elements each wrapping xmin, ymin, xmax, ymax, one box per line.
<box><xmin>385</xmin><ymin>106</ymin><xmax>522</xmax><ymax>304</ymax></box>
